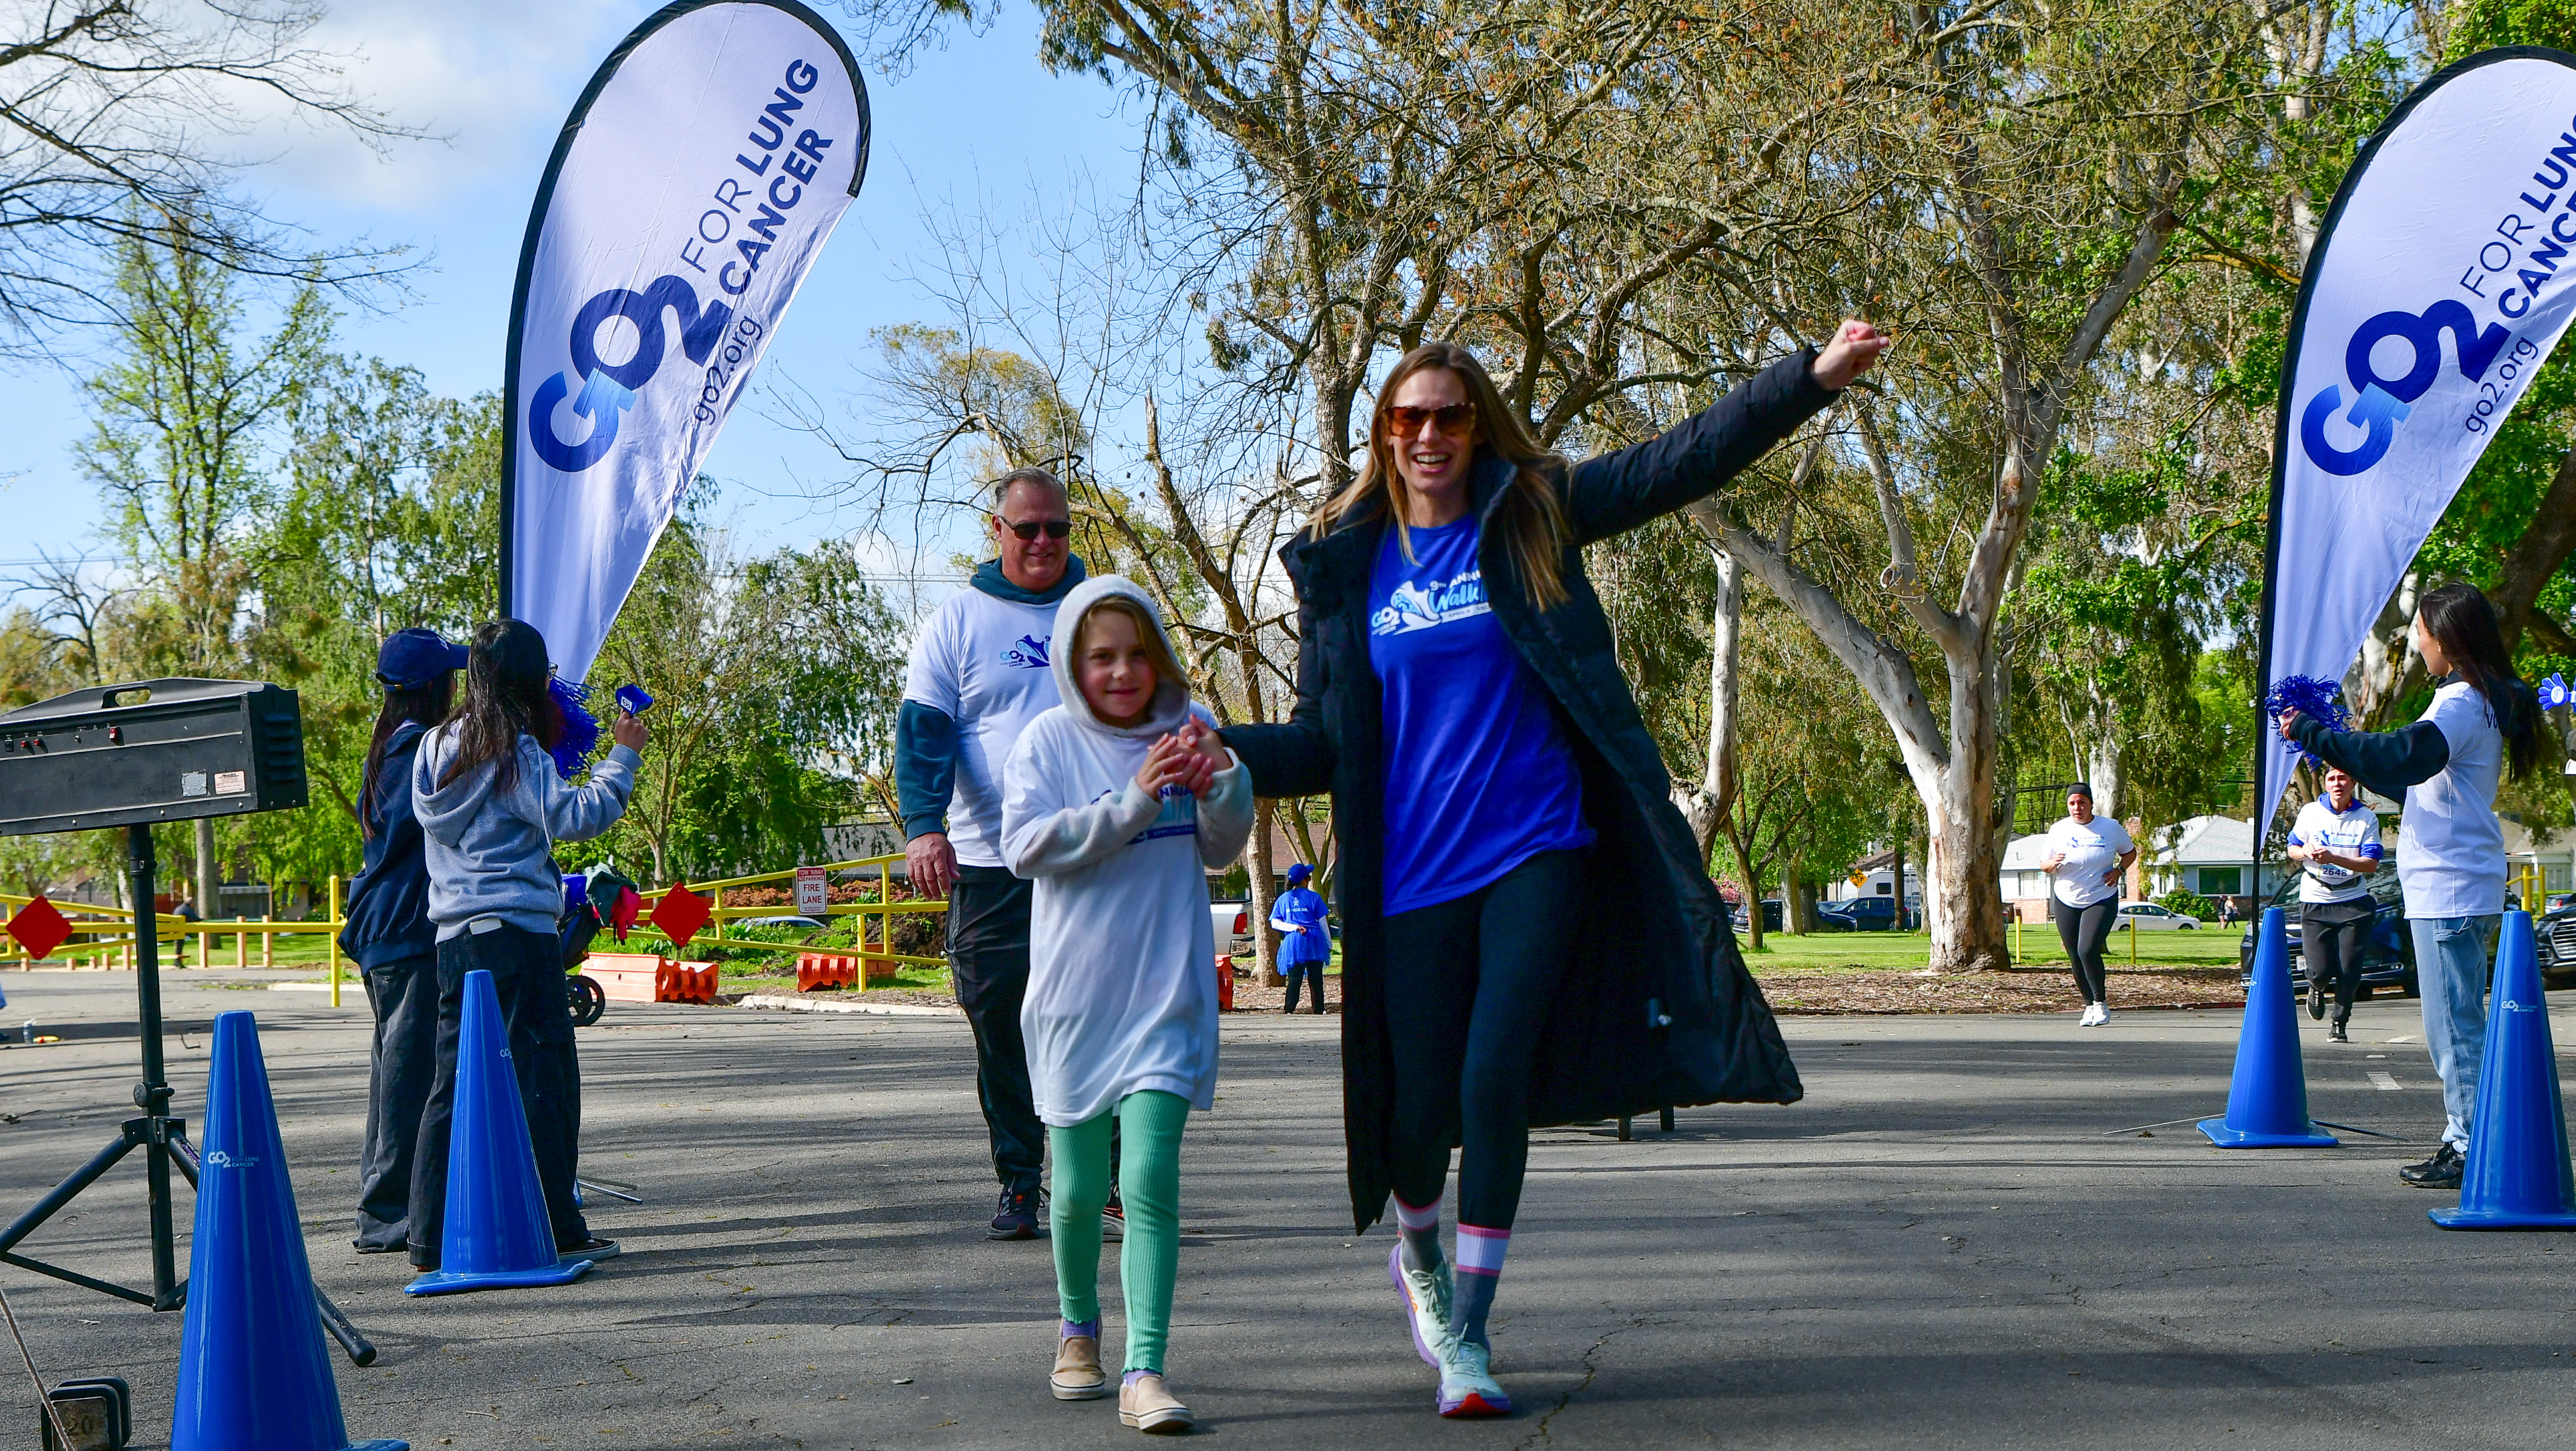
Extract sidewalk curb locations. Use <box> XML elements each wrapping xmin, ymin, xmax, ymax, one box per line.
<box><xmin>736</xmin><ymin>992</ymin><xmax>963</xmax><ymax>1018</ymax></box>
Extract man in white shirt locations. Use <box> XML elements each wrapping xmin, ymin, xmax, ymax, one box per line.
<box><xmin>899</xmin><ymin>468</ymin><xmax>1089</xmax><ymax>1240</ymax></box>
<box><xmin>2285</xmin><ymin>766</ymin><xmax>2383</xmax><ymax>1043</ymax></box>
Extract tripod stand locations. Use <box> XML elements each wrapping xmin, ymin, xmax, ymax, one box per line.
<box><xmin>0</xmin><ymin>824</ymin><xmax>378</xmax><ymax>1365</ymax></box>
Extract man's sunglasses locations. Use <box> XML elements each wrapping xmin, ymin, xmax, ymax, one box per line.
<box><xmin>1385</xmin><ymin>402</ymin><xmax>1475</xmax><ymax>435</ymax></box>
<box><xmin>1001</xmin><ymin>517</ymin><xmax>1072</xmax><ymax>541</ymax></box>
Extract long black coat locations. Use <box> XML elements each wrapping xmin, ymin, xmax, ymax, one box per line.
<box><xmin>1226</xmin><ymin>350</ymin><xmax>1830</xmax><ymax>1232</ymax></box>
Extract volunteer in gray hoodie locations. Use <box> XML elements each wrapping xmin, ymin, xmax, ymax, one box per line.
<box><xmin>408</xmin><ymin>618</ymin><xmax>645</xmax><ymax>1269</ymax></box>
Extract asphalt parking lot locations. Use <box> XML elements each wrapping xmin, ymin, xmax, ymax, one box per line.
<box><xmin>3</xmin><ymin>969</ymin><xmax>2573</xmax><ymax>1450</ymax></box>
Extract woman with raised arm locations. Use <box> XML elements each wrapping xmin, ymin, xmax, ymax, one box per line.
<box><xmin>2280</xmin><ymin>581</ymin><xmax>2543</xmax><ymax>1190</ymax></box>
<box><xmin>1207</xmin><ymin>321</ymin><xmax>1888</xmax><ymax>1417</ymax></box>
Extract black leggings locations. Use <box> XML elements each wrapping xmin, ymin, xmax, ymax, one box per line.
<box><xmin>2053</xmin><ymin>897</ymin><xmax>2117</xmax><ymax>1005</ymax></box>
<box><xmin>2301</xmin><ymin>897</ymin><xmax>2372</xmax><ymax>1022</ymax></box>
<box><xmin>1379</xmin><ymin>849</ymin><xmax>1583</xmax><ymax>1230</ymax></box>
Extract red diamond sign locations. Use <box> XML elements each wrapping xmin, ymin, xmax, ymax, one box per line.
<box><xmin>7</xmin><ymin>894</ymin><xmax>72</xmax><ymax>961</ymax></box>
<box><xmin>652</xmin><ymin>883</ymin><xmax>711</xmax><ymax>948</ymax></box>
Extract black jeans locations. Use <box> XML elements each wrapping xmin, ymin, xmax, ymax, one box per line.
<box><xmin>1379</xmin><ymin>849</ymin><xmax>1584</xmax><ymax>1230</ymax></box>
<box><xmin>408</xmin><ymin>924</ymin><xmax>588</xmax><ymax>1268</ymax></box>
<box><xmin>1282</xmin><ymin>956</ymin><xmax>1327</xmax><ymax>1013</ymax></box>
<box><xmin>947</xmin><ymin>867</ymin><xmax>1047</xmax><ymax>1196</ymax></box>
<box><xmin>355</xmin><ymin>952</ymin><xmax>438</xmax><ymax>1250</ymax></box>
<box><xmin>2053</xmin><ymin>897</ymin><xmax>2117</xmax><ymax>1005</ymax></box>
<box><xmin>2302</xmin><ymin>897</ymin><xmax>2374</xmax><ymax>1025</ymax></box>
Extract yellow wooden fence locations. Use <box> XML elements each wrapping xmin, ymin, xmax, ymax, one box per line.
<box><xmin>1</xmin><ymin>853</ymin><xmax>948</xmax><ymax>1007</ymax></box>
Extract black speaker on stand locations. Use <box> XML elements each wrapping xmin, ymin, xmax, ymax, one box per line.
<box><xmin>0</xmin><ymin>678</ymin><xmax>376</xmax><ymax>1363</ymax></box>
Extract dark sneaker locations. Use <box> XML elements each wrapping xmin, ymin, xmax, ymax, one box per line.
<box><xmin>2400</xmin><ymin>1143</ymin><xmax>2464</xmax><ymax>1189</ymax></box>
<box><xmin>990</xmin><ymin>1188</ymin><xmax>1040</xmax><ymax>1240</ymax></box>
<box><xmin>558</xmin><ymin>1236</ymin><xmax>620</xmax><ymax>1261</ymax></box>
<box><xmin>1102</xmin><ymin>1190</ymin><xmax>1126</xmax><ymax>1242</ymax></box>
<box><xmin>2328</xmin><ymin>1021</ymin><xmax>2351</xmax><ymax>1043</ymax></box>
<box><xmin>2307</xmin><ymin>980</ymin><xmax>2325</xmax><ymax>1021</ymax></box>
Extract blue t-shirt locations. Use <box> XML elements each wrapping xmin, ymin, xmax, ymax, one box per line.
<box><xmin>1369</xmin><ymin>517</ymin><xmax>1592</xmax><ymax>916</ymax></box>
<box><xmin>1270</xmin><ymin>884</ymin><xmax>1332</xmax><ymax>967</ymax></box>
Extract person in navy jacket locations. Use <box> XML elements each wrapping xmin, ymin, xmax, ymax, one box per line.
<box><xmin>341</xmin><ymin>628</ymin><xmax>465</xmax><ymax>1253</ymax></box>
<box><xmin>1270</xmin><ymin>862</ymin><xmax>1332</xmax><ymax>1014</ymax></box>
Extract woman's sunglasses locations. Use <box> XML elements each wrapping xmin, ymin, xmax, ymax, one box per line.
<box><xmin>1385</xmin><ymin>402</ymin><xmax>1475</xmax><ymax>435</ymax></box>
<box><xmin>1002</xmin><ymin>518</ymin><xmax>1072</xmax><ymax>540</ymax></box>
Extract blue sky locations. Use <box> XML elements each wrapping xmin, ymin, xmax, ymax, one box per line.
<box><xmin>0</xmin><ymin>0</ymin><xmax>1140</xmax><ymax>601</ymax></box>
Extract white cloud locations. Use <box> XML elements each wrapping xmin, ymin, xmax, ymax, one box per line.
<box><xmin>227</xmin><ymin>0</ymin><xmax>644</xmax><ymax>213</ymax></box>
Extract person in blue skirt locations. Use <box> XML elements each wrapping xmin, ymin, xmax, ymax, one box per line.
<box><xmin>1270</xmin><ymin>862</ymin><xmax>1332</xmax><ymax>1014</ymax></box>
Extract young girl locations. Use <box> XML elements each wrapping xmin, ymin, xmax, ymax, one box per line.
<box><xmin>410</xmin><ymin>619</ymin><xmax>646</xmax><ymax>1269</ymax></box>
<box><xmin>1000</xmin><ymin>577</ymin><xmax>1251</xmax><ymax>1434</ymax></box>
<box><xmin>343</xmin><ymin>628</ymin><xmax>466</xmax><ymax>1253</ymax></box>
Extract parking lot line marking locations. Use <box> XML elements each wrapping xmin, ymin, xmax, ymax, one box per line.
<box><xmin>2368</xmin><ymin>1071</ymin><xmax>2403</xmax><ymax>1091</ymax></box>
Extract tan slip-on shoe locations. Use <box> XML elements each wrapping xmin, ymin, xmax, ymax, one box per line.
<box><xmin>1118</xmin><ymin>1371</ymin><xmax>1195</xmax><ymax>1433</ymax></box>
<box><xmin>1052</xmin><ymin>1335</ymin><xmax>1108</xmax><ymax>1400</ymax></box>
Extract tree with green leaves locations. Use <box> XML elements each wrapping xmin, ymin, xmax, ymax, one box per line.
<box><xmin>82</xmin><ymin>218</ymin><xmax>329</xmax><ymax>914</ymax></box>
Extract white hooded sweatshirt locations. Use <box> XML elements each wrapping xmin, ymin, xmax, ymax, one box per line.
<box><xmin>999</xmin><ymin>576</ymin><xmax>1256</xmax><ymax>1127</ymax></box>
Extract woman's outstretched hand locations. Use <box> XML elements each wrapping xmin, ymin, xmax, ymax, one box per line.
<box><xmin>1812</xmin><ymin>319</ymin><xmax>1892</xmax><ymax>390</ymax></box>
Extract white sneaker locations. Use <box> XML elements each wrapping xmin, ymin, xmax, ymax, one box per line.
<box><xmin>2096</xmin><ymin>1003</ymin><xmax>2112</xmax><ymax>1025</ymax></box>
<box><xmin>2079</xmin><ymin>1003</ymin><xmax>2104</xmax><ymax>1027</ymax></box>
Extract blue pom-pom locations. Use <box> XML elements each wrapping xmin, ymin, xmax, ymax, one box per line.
<box><xmin>2264</xmin><ymin>674</ymin><xmax>2350</xmax><ymax>771</ymax></box>
<box><xmin>547</xmin><ymin>676</ymin><xmax>601</xmax><ymax>781</ymax></box>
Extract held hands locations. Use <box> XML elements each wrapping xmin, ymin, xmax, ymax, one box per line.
<box><xmin>2041</xmin><ymin>852</ymin><xmax>2067</xmax><ymax>872</ymax></box>
<box><xmin>612</xmin><ymin>710</ymin><xmax>649</xmax><ymax>752</ymax></box>
<box><xmin>1812</xmin><ymin>319</ymin><xmax>1893</xmax><ymax>390</ymax></box>
<box><xmin>1137</xmin><ymin>722</ymin><xmax>1235</xmax><ymax>795</ymax></box>
<box><xmin>2277</xmin><ymin>707</ymin><xmax>2303</xmax><ymax>742</ymax></box>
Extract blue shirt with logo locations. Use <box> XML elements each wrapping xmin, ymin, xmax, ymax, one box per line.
<box><xmin>1369</xmin><ymin>516</ymin><xmax>1592</xmax><ymax>916</ymax></box>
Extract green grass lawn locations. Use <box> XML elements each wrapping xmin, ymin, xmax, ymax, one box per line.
<box><xmin>1741</xmin><ymin>923</ymin><xmax>2243</xmax><ymax>974</ymax></box>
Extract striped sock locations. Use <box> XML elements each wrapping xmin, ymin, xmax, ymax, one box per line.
<box><xmin>1393</xmin><ymin>1192</ymin><xmax>1443</xmax><ymax>1273</ymax></box>
<box><xmin>1452</xmin><ymin>1224</ymin><xmax>1510</xmax><ymax>1346</ymax></box>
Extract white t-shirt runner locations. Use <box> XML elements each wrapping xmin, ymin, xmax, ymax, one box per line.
<box><xmin>2046</xmin><ymin>814</ymin><xmax>2134</xmax><ymax>909</ymax></box>
<box><xmin>2400</xmin><ymin>680</ymin><xmax>2505</xmax><ymax>920</ymax></box>
<box><xmin>901</xmin><ymin>587</ymin><xmax>1067</xmax><ymax>869</ymax></box>
<box><xmin>2287</xmin><ymin>797</ymin><xmax>2383</xmax><ymax>905</ymax></box>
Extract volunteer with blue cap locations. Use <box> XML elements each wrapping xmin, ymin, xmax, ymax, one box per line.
<box><xmin>1270</xmin><ymin>862</ymin><xmax>1332</xmax><ymax>1014</ymax></box>
<box><xmin>341</xmin><ymin>627</ymin><xmax>466</xmax><ymax>1252</ymax></box>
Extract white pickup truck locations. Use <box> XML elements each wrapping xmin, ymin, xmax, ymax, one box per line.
<box><xmin>1209</xmin><ymin>898</ymin><xmax>1254</xmax><ymax>956</ymax></box>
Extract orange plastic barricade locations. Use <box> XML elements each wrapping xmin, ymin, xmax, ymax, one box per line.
<box><xmin>671</xmin><ymin>960</ymin><xmax>720</xmax><ymax>1004</ymax></box>
<box><xmin>796</xmin><ymin>952</ymin><xmax>859</xmax><ymax>991</ymax></box>
<box><xmin>584</xmin><ymin>952</ymin><xmax>670</xmax><ymax>1005</ymax></box>
<box><xmin>859</xmin><ymin>954</ymin><xmax>899</xmax><ymax>988</ymax></box>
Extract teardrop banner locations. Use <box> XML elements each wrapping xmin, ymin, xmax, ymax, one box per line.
<box><xmin>500</xmin><ymin>0</ymin><xmax>869</xmax><ymax>683</ymax></box>
<box><xmin>2256</xmin><ymin>47</ymin><xmax>2576</xmax><ymax>836</ymax></box>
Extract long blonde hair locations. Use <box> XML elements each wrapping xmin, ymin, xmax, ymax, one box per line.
<box><xmin>1313</xmin><ymin>342</ymin><xmax>1573</xmax><ymax>610</ymax></box>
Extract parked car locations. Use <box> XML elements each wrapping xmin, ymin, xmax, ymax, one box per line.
<box><xmin>2236</xmin><ymin>874</ymin><xmax>2418</xmax><ymax>999</ymax></box>
<box><xmin>1731</xmin><ymin>898</ymin><xmax>1784</xmax><ymax>934</ymax></box>
<box><xmin>1210</xmin><ymin>898</ymin><xmax>1254</xmax><ymax>956</ymax></box>
<box><xmin>730</xmin><ymin>914</ymin><xmax>829</xmax><ymax>934</ymax></box>
<box><xmin>2528</xmin><ymin>898</ymin><xmax>2576</xmax><ymax>985</ymax></box>
<box><xmin>2114</xmin><ymin>902</ymin><xmax>2200</xmax><ymax>931</ymax></box>
<box><xmin>1815</xmin><ymin>895</ymin><xmax>1903</xmax><ymax>932</ymax></box>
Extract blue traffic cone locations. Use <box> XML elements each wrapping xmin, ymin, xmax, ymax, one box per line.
<box><xmin>2431</xmin><ymin>911</ymin><xmax>2576</xmax><ymax>1229</ymax></box>
<box><xmin>172</xmin><ymin>1011</ymin><xmax>404</xmax><ymax>1451</ymax></box>
<box><xmin>406</xmin><ymin>970</ymin><xmax>596</xmax><ymax>1295</ymax></box>
<box><xmin>2199</xmin><ymin>908</ymin><xmax>2339</xmax><ymax>1148</ymax></box>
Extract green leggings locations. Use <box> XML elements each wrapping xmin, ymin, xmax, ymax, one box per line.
<box><xmin>1048</xmin><ymin>1089</ymin><xmax>1188</xmax><ymax>1375</ymax></box>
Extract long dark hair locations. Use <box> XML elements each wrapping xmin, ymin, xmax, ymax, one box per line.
<box><xmin>360</xmin><ymin>678</ymin><xmax>454</xmax><ymax>839</ymax></box>
<box><xmin>1314</xmin><ymin>342</ymin><xmax>1574</xmax><ymax>610</ymax></box>
<box><xmin>438</xmin><ymin>620</ymin><xmax>558</xmax><ymax>791</ymax></box>
<box><xmin>2418</xmin><ymin>581</ymin><xmax>2543</xmax><ymax>781</ymax></box>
